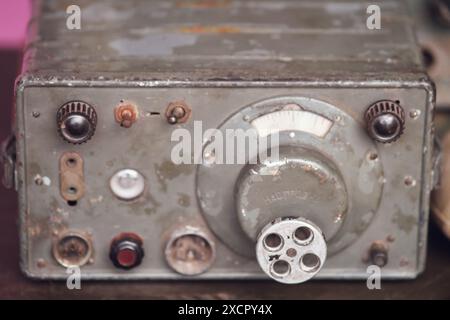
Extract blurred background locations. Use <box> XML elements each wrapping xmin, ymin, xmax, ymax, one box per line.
<box><xmin>0</xmin><ymin>0</ymin><xmax>30</xmax><ymax>48</ymax></box>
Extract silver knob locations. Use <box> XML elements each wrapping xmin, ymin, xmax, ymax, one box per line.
<box><xmin>256</xmin><ymin>217</ymin><xmax>327</xmax><ymax>284</ymax></box>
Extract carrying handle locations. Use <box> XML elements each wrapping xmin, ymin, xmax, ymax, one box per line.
<box><xmin>1</xmin><ymin>134</ymin><xmax>16</xmax><ymax>190</ymax></box>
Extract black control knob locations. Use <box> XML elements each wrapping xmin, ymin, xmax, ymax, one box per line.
<box><xmin>365</xmin><ymin>100</ymin><xmax>405</xmax><ymax>143</ymax></box>
<box><xmin>57</xmin><ymin>101</ymin><xmax>97</xmax><ymax>144</ymax></box>
<box><xmin>109</xmin><ymin>233</ymin><xmax>144</xmax><ymax>270</ymax></box>
<box><xmin>369</xmin><ymin>241</ymin><xmax>388</xmax><ymax>267</ymax></box>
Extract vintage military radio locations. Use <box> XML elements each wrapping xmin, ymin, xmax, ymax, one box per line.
<box><xmin>1</xmin><ymin>0</ymin><xmax>436</xmax><ymax>284</ymax></box>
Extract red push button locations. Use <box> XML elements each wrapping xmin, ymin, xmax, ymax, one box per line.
<box><xmin>110</xmin><ymin>233</ymin><xmax>144</xmax><ymax>270</ymax></box>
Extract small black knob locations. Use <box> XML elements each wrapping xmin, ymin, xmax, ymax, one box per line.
<box><xmin>369</xmin><ymin>241</ymin><xmax>388</xmax><ymax>267</ymax></box>
<box><xmin>109</xmin><ymin>233</ymin><xmax>144</xmax><ymax>270</ymax></box>
<box><xmin>57</xmin><ymin>101</ymin><xmax>97</xmax><ymax>144</ymax></box>
<box><xmin>365</xmin><ymin>100</ymin><xmax>405</xmax><ymax>143</ymax></box>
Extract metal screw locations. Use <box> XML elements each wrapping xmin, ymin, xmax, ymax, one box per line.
<box><xmin>167</xmin><ymin>115</ymin><xmax>178</xmax><ymax>124</ymax></box>
<box><xmin>409</xmin><ymin>109</ymin><xmax>421</xmax><ymax>120</ymax></box>
<box><xmin>36</xmin><ymin>258</ymin><xmax>47</xmax><ymax>268</ymax></box>
<box><xmin>369</xmin><ymin>241</ymin><xmax>388</xmax><ymax>267</ymax></box>
<box><xmin>404</xmin><ymin>176</ymin><xmax>416</xmax><ymax>187</ymax></box>
<box><xmin>120</xmin><ymin>109</ymin><xmax>133</xmax><ymax>128</ymax></box>
<box><xmin>172</xmin><ymin>106</ymin><xmax>186</xmax><ymax>119</ymax></box>
<box><xmin>34</xmin><ymin>175</ymin><xmax>43</xmax><ymax>186</ymax></box>
<box><xmin>115</xmin><ymin>103</ymin><xmax>138</xmax><ymax>128</ymax></box>
<box><xmin>166</xmin><ymin>102</ymin><xmax>191</xmax><ymax>125</ymax></box>
<box><xmin>167</xmin><ymin>107</ymin><xmax>186</xmax><ymax>124</ymax></box>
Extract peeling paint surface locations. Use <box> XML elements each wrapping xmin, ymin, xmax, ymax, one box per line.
<box><xmin>110</xmin><ymin>34</ymin><xmax>198</xmax><ymax>56</ymax></box>
<box><xmin>15</xmin><ymin>0</ymin><xmax>434</xmax><ymax>280</ymax></box>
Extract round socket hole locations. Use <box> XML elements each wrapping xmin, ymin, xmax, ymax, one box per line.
<box><xmin>368</xmin><ymin>152</ymin><xmax>378</xmax><ymax>161</ymax></box>
<box><xmin>286</xmin><ymin>248</ymin><xmax>297</xmax><ymax>258</ymax></box>
<box><xmin>67</xmin><ymin>200</ymin><xmax>77</xmax><ymax>207</ymax></box>
<box><xmin>271</xmin><ymin>260</ymin><xmax>291</xmax><ymax>278</ymax></box>
<box><xmin>293</xmin><ymin>226</ymin><xmax>313</xmax><ymax>245</ymax></box>
<box><xmin>165</xmin><ymin>233</ymin><xmax>215</xmax><ymax>275</ymax></box>
<box><xmin>53</xmin><ymin>232</ymin><xmax>93</xmax><ymax>267</ymax></box>
<box><xmin>300</xmin><ymin>253</ymin><xmax>321</xmax><ymax>273</ymax></box>
<box><xmin>404</xmin><ymin>176</ymin><xmax>416</xmax><ymax>187</ymax></box>
<box><xmin>68</xmin><ymin>186</ymin><xmax>78</xmax><ymax>195</ymax></box>
<box><xmin>66</xmin><ymin>158</ymin><xmax>77</xmax><ymax>168</ymax></box>
<box><xmin>263</xmin><ymin>233</ymin><xmax>283</xmax><ymax>251</ymax></box>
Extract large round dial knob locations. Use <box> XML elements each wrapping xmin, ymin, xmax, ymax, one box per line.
<box><xmin>236</xmin><ymin>146</ymin><xmax>348</xmax><ymax>242</ymax></box>
<box><xmin>196</xmin><ymin>96</ymin><xmax>384</xmax><ymax>277</ymax></box>
<box><xmin>57</xmin><ymin>101</ymin><xmax>97</xmax><ymax>144</ymax></box>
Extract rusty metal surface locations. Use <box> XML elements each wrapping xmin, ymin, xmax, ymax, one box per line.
<box><xmin>1</xmin><ymin>50</ymin><xmax>449</xmax><ymax>298</ymax></box>
<box><xmin>17</xmin><ymin>85</ymin><xmax>434</xmax><ymax>280</ymax></box>
<box><xmin>23</xmin><ymin>0</ymin><xmax>424</xmax><ymax>81</ymax></box>
<box><xmin>11</xmin><ymin>0</ymin><xmax>437</xmax><ymax>281</ymax></box>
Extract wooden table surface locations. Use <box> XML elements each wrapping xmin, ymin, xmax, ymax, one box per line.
<box><xmin>1</xmin><ymin>50</ymin><xmax>449</xmax><ymax>299</ymax></box>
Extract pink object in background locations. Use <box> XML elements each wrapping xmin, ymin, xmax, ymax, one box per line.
<box><xmin>0</xmin><ymin>0</ymin><xmax>31</xmax><ymax>48</ymax></box>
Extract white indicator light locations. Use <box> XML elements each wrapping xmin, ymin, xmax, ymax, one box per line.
<box><xmin>110</xmin><ymin>169</ymin><xmax>145</xmax><ymax>201</ymax></box>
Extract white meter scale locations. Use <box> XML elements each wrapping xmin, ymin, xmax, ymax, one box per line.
<box><xmin>251</xmin><ymin>109</ymin><xmax>334</xmax><ymax>139</ymax></box>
